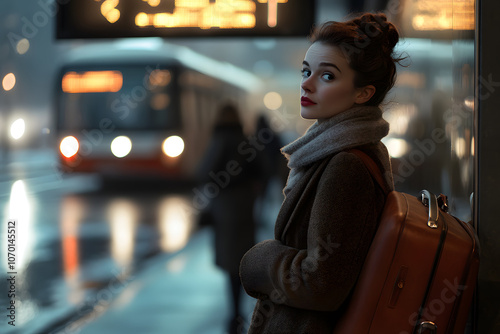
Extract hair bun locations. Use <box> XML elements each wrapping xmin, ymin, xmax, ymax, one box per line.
<box><xmin>352</xmin><ymin>13</ymin><xmax>399</xmax><ymax>53</ymax></box>
<box><xmin>310</xmin><ymin>13</ymin><xmax>407</xmax><ymax>106</ymax></box>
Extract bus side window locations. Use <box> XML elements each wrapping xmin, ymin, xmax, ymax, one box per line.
<box><xmin>181</xmin><ymin>89</ymin><xmax>198</xmax><ymax>133</ymax></box>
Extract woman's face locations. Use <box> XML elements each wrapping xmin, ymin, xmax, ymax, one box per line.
<box><xmin>300</xmin><ymin>42</ymin><xmax>367</xmax><ymax>120</ymax></box>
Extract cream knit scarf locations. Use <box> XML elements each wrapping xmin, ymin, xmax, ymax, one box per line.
<box><xmin>281</xmin><ymin>105</ymin><xmax>390</xmax><ymax>196</ymax></box>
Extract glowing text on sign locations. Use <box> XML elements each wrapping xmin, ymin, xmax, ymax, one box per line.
<box><xmin>135</xmin><ymin>0</ymin><xmax>256</xmax><ymax>29</ymax></box>
<box><xmin>97</xmin><ymin>0</ymin><xmax>291</xmax><ymax>29</ymax></box>
<box><xmin>258</xmin><ymin>0</ymin><xmax>288</xmax><ymax>28</ymax></box>
<box><xmin>56</xmin><ymin>0</ymin><xmax>315</xmax><ymax>38</ymax></box>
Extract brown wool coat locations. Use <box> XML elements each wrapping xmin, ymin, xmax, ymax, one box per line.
<box><xmin>240</xmin><ymin>143</ymin><xmax>392</xmax><ymax>334</ymax></box>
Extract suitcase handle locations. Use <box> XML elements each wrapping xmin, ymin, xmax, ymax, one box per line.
<box><xmin>417</xmin><ymin>321</ymin><xmax>437</xmax><ymax>333</ymax></box>
<box><xmin>419</xmin><ymin>190</ymin><xmax>439</xmax><ymax>229</ymax></box>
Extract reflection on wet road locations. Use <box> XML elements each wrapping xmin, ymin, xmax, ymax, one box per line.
<box><xmin>0</xmin><ymin>165</ymin><xmax>199</xmax><ymax>334</ymax></box>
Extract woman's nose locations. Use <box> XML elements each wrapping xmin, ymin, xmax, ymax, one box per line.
<box><xmin>301</xmin><ymin>77</ymin><xmax>313</xmax><ymax>93</ymax></box>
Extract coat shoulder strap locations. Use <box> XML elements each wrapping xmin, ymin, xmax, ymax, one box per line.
<box><xmin>346</xmin><ymin>149</ymin><xmax>390</xmax><ymax>196</ymax></box>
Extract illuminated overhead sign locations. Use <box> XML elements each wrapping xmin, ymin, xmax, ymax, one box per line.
<box><xmin>411</xmin><ymin>0</ymin><xmax>474</xmax><ymax>31</ymax></box>
<box><xmin>56</xmin><ymin>0</ymin><xmax>316</xmax><ymax>39</ymax></box>
<box><xmin>395</xmin><ymin>0</ymin><xmax>474</xmax><ymax>38</ymax></box>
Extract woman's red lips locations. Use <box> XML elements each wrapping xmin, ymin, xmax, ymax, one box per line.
<box><xmin>301</xmin><ymin>96</ymin><xmax>316</xmax><ymax>106</ymax></box>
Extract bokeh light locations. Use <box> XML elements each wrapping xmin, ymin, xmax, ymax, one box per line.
<box><xmin>2</xmin><ymin>73</ymin><xmax>16</xmax><ymax>91</ymax></box>
<box><xmin>10</xmin><ymin>118</ymin><xmax>25</xmax><ymax>140</ymax></box>
<box><xmin>16</xmin><ymin>38</ymin><xmax>30</xmax><ymax>55</ymax></box>
<box><xmin>263</xmin><ymin>91</ymin><xmax>282</xmax><ymax>110</ymax></box>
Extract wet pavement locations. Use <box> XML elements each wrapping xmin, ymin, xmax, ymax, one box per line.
<box><xmin>0</xmin><ymin>149</ymin><xmax>280</xmax><ymax>334</ymax></box>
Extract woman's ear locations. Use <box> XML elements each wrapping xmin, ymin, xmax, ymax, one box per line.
<box><xmin>355</xmin><ymin>85</ymin><xmax>376</xmax><ymax>104</ymax></box>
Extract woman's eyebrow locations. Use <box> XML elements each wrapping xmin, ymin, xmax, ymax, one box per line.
<box><xmin>302</xmin><ymin>60</ymin><xmax>342</xmax><ymax>73</ymax></box>
<box><xmin>319</xmin><ymin>62</ymin><xmax>342</xmax><ymax>73</ymax></box>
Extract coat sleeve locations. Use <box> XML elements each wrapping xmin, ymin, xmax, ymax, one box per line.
<box><xmin>239</xmin><ymin>152</ymin><xmax>379</xmax><ymax>311</ymax></box>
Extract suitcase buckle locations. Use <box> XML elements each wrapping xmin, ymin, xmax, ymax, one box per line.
<box><xmin>417</xmin><ymin>321</ymin><xmax>437</xmax><ymax>334</ymax></box>
<box><xmin>437</xmin><ymin>194</ymin><xmax>449</xmax><ymax>212</ymax></box>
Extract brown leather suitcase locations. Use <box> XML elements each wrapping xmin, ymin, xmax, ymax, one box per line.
<box><xmin>333</xmin><ymin>150</ymin><xmax>480</xmax><ymax>334</ymax></box>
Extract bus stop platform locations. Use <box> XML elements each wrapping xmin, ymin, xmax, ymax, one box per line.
<box><xmin>53</xmin><ymin>227</ymin><xmax>258</xmax><ymax>334</ymax></box>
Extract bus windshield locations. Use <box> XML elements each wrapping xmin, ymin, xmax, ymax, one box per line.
<box><xmin>58</xmin><ymin>66</ymin><xmax>179</xmax><ymax>131</ymax></box>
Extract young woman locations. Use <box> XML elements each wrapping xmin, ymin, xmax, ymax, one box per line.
<box><xmin>239</xmin><ymin>13</ymin><xmax>404</xmax><ymax>333</ymax></box>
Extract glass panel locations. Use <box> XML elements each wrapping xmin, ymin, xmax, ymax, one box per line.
<box><xmin>387</xmin><ymin>0</ymin><xmax>475</xmax><ymax>222</ymax></box>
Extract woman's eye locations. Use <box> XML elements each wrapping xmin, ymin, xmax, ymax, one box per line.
<box><xmin>301</xmin><ymin>69</ymin><xmax>311</xmax><ymax>78</ymax></box>
<box><xmin>322</xmin><ymin>73</ymin><xmax>335</xmax><ymax>81</ymax></box>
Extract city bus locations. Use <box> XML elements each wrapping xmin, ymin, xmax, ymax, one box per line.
<box><xmin>55</xmin><ymin>38</ymin><xmax>261</xmax><ymax>180</ymax></box>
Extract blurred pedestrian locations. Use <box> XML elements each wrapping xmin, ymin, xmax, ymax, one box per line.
<box><xmin>254</xmin><ymin>114</ymin><xmax>288</xmax><ymax>191</ymax></box>
<box><xmin>197</xmin><ymin>103</ymin><xmax>264</xmax><ymax>334</ymax></box>
<box><xmin>240</xmin><ymin>13</ymin><xmax>404</xmax><ymax>333</ymax></box>
<box><xmin>250</xmin><ymin>114</ymin><xmax>288</xmax><ymax>229</ymax></box>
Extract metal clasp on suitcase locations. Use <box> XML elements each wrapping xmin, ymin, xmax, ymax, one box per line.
<box><xmin>417</xmin><ymin>320</ymin><xmax>437</xmax><ymax>334</ymax></box>
<box><xmin>419</xmin><ymin>190</ymin><xmax>439</xmax><ymax>229</ymax></box>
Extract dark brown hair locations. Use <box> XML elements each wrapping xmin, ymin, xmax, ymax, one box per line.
<box><xmin>310</xmin><ymin>13</ymin><xmax>406</xmax><ymax>106</ymax></box>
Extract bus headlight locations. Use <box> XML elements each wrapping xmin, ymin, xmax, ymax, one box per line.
<box><xmin>111</xmin><ymin>136</ymin><xmax>132</xmax><ymax>158</ymax></box>
<box><xmin>162</xmin><ymin>136</ymin><xmax>184</xmax><ymax>158</ymax></box>
<box><xmin>60</xmin><ymin>136</ymin><xmax>79</xmax><ymax>158</ymax></box>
